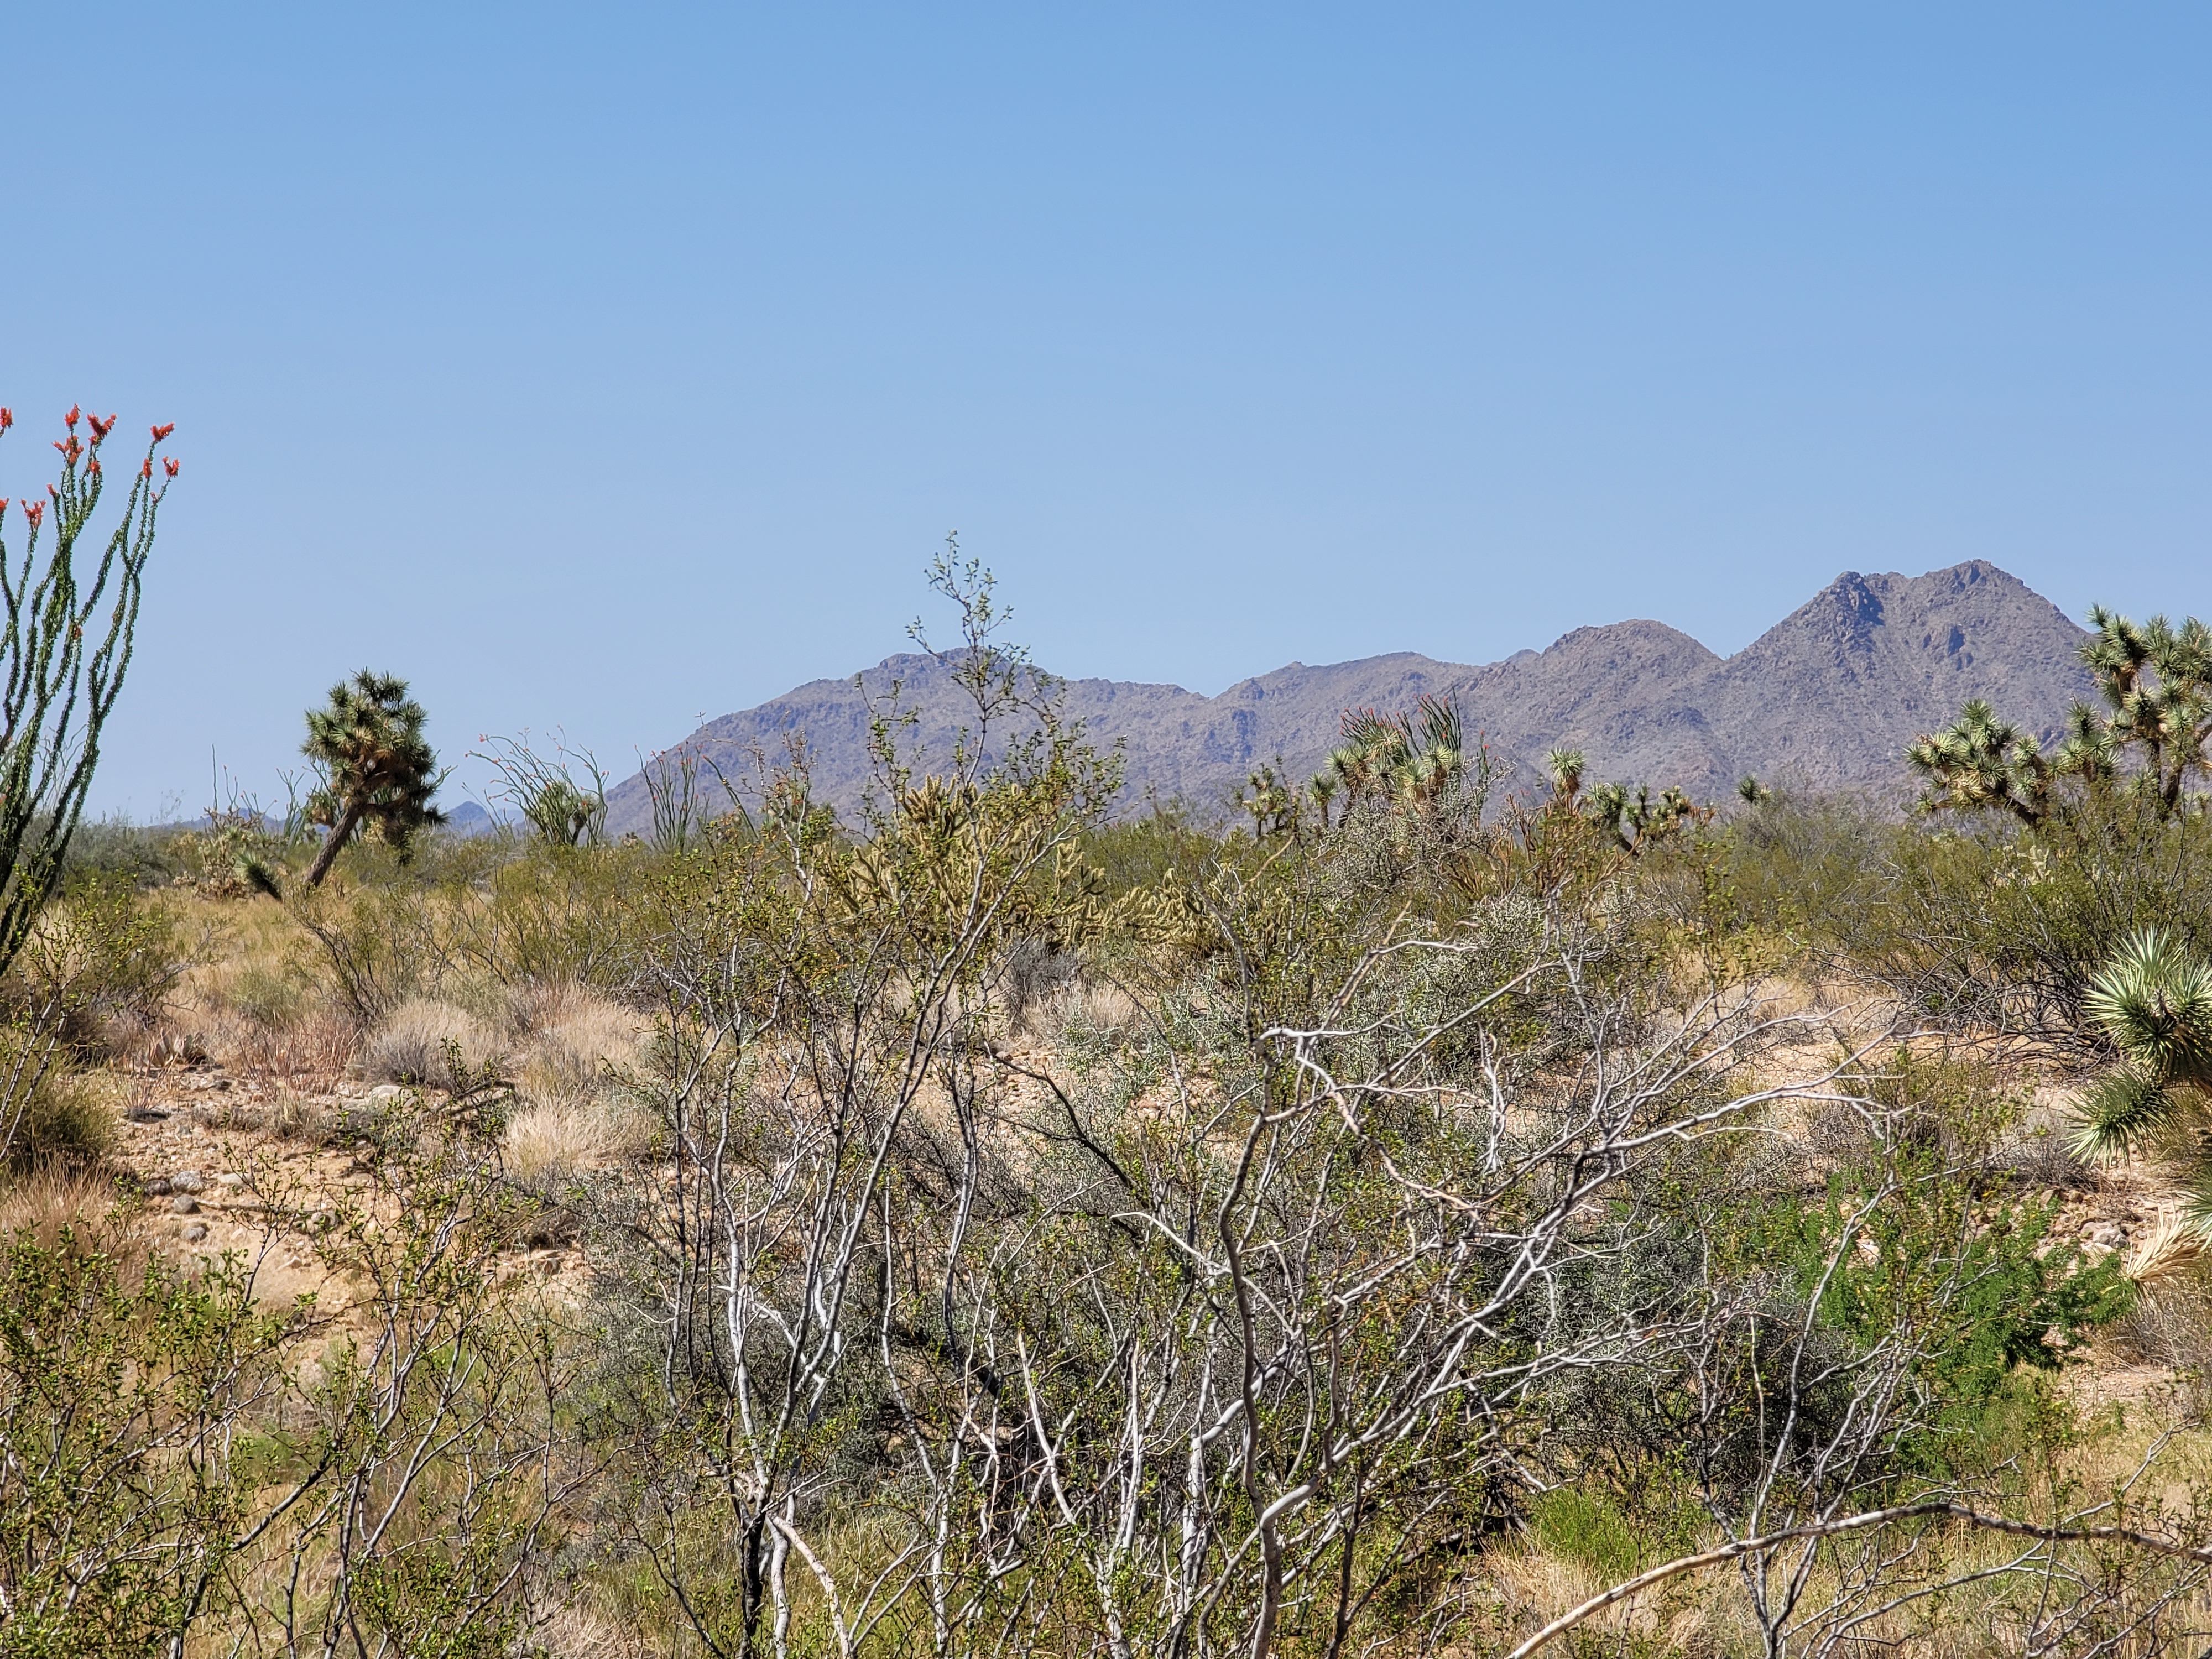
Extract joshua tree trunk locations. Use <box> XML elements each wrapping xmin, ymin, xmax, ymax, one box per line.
<box><xmin>302</xmin><ymin>799</ymin><xmax>365</xmax><ymax>888</ymax></box>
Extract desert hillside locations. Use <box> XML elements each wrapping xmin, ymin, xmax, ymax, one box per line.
<box><xmin>606</xmin><ymin>559</ymin><xmax>2093</xmax><ymax>826</ymax></box>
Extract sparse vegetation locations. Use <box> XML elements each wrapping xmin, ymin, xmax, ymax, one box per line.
<box><xmin>11</xmin><ymin>568</ymin><xmax>2212</xmax><ymax>1656</ymax></box>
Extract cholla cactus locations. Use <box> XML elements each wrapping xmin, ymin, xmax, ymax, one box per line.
<box><xmin>300</xmin><ymin>670</ymin><xmax>445</xmax><ymax>886</ymax></box>
<box><xmin>2073</xmin><ymin>930</ymin><xmax>2212</xmax><ymax>1223</ymax></box>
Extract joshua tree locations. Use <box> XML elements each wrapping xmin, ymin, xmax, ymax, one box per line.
<box><xmin>1583</xmin><ymin>779</ymin><xmax>1701</xmax><ymax>856</ymax></box>
<box><xmin>0</xmin><ymin>406</ymin><xmax>175</xmax><ymax>975</ymax></box>
<box><xmin>300</xmin><ymin>670</ymin><xmax>444</xmax><ymax>886</ymax></box>
<box><xmin>1906</xmin><ymin>698</ymin><xmax>2058</xmax><ymax>826</ymax></box>
<box><xmin>2077</xmin><ymin>606</ymin><xmax>2212</xmax><ymax>813</ymax></box>
<box><xmin>2073</xmin><ymin>929</ymin><xmax>2212</xmax><ymax>1224</ymax></box>
<box><xmin>1907</xmin><ymin>606</ymin><xmax>2212</xmax><ymax>824</ymax></box>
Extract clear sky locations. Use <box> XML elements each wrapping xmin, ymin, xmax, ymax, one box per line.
<box><xmin>4</xmin><ymin>4</ymin><xmax>2206</xmax><ymax>818</ymax></box>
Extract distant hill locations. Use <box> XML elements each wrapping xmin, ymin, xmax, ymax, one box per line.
<box><xmin>603</xmin><ymin>560</ymin><xmax>2095</xmax><ymax>831</ymax></box>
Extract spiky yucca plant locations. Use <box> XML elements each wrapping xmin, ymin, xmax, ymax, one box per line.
<box><xmin>1321</xmin><ymin>695</ymin><xmax>1468</xmax><ymax>816</ymax></box>
<box><xmin>2074</xmin><ymin>930</ymin><xmax>2212</xmax><ymax>1225</ymax></box>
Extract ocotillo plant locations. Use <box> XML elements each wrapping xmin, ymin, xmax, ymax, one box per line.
<box><xmin>0</xmin><ymin>405</ymin><xmax>175</xmax><ymax>976</ymax></box>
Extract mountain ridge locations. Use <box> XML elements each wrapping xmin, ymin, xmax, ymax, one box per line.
<box><xmin>603</xmin><ymin>560</ymin><xmax>2094</xmax><ymax>831</ymax></box>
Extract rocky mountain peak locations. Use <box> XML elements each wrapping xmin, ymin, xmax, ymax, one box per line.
<box><xmin>603</xmin><ymin>561</ymin><xmax>2096</xmax><ymax>830</ymax></box>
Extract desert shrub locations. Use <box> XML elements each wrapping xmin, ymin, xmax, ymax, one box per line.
<box><xmin>1715</xmin><ymin>786</ymin><xmax>1892</xmax><ymax>938</ymax></box>
<box><xmin>223</xmin><ymin>959</ymin><xmax>309</xmax><ymax>1029</ymax></box>
<box><xmin>1838</xmin><ymin>791</ymin><xmax>2212</xmax><ymax>1047</ymax></box>
<box><xmin>2</xmin><ymin>1066</ymin><xmax>118</xmax><ymax>1169</ymax></box>
<box><xmin>451</xmin><ymin>839</ymin><xmax>647</xmax><ymax>989</ymax></box>
<box><xmin>1531</xmin><ymin>1486</ymin><xmax>1702</xmax><ymax>1583</ymax></box>
<box><xmin>284</xmin><ymin>845</ymin><xmax>467</xmax><ymax>1024</ymax></box>
<box><xmin>60</xmin><ymin>813</ymin><xmax>186</xmax><ymax>887</ymax></box>
<box><xmin>0</xmin><ymin>1213</ymin><xmax>302</xmax><ymax>1655</ymax></box>
<box><xmin>5</xmin><ymin>871</ymin><xmax>189</xmax><ymax>1056</ymax></box>
<box><xmin>1081</xmin><ymin>804</ymin><xmax>1228</xmax><ymax>899</ymax></box>
<box><xmin>288</xmin><ymin>838</ymin><xmax>651</xmax><ymax>1032</ymax></box>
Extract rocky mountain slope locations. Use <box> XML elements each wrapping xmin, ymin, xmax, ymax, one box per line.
<box><xmin>604</xmin><ymin>560</ymin><xmax>2094</xmax><ymax>829</ymax></box>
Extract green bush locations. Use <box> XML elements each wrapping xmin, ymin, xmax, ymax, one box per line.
<box><xmin>0</xmin><ymin>1216</ymin><xmax>304</xmax><ymax>1655</ymax></box>
<box><xmin>1834</xmin><ymin>791</ymin><xmax>2212</xmax><ymax>1046</ymax></box>
<box><xmin>1531</xmin><ymin>1486</ymin><xmax>1701</xmax><ymax>1582</ymax></box>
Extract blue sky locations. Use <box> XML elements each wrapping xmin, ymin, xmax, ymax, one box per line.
<box><xmin>2</xmin><ymin>4</ymin><xmax>2206</xmax><ymax>817</ymax></box>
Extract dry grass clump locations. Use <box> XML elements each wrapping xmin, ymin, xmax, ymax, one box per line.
<box><xmin>1052</xmin><ymin>976</ymin><xmax>1144</xmax><ymax>1036</ymax></box>
<box><xmin>362</xmin><ymin>997</ymin><xmax>505</xmax><ymax>1085</ymax></box>
<box><xmin>500</xmin><ymin>984</ymin><xmax>653</xmax><ymax>1183</ymax></box>
<box><xmin>2104</xmin><ymin>1248</ymin><xmax>2212</xmax><ymax>1416</ymax></box>
<box><xmin>504</xmin><ymin>1099</ymin><xmax>651</xmax><ymax>1185</ymax></box>
<box><xmin>0</xmin><ymin>1166</ymin><xmax>128</xmax><ymax>1253</ymax></box>
<box><xmin>529</xmin><ymin>1603</ymin><xmax>655</xmax><ymax>1659</ymax></box>
<box><xmin>507</xmin><ymin>983</ymin><xmax>644</xmax><ymax>1097</ymax></box>
<box><xmin>155</xmin><ymin>894</ymin><xmax>362</xmax><ymax>1083</ymax></box>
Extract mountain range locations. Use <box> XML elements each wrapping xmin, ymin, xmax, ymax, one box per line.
<box><xmin>602</xmin><ymin>560</ymin><xmax>2096</xmax><ymax>831</ymax></box>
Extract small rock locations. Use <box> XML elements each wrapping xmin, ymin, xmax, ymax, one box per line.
<box><xmin>305</xmin><ymin>1209</ymin><xmax>335</xmax><ymax>1232</ymax></box>
<box><xmin>170</xmin><ymin>1196</ymin><xmax>199</xmax><ymax>1215</ymax></box>
<box><xmin>144</xmin><ymin>1177</ymin><xmax>172</xmax><ymax>1197</ymax></box>
<box><xmin>216</xmin><ymin>1173</ymin><xmax>245</xmax><ymax>1190</ymax></box>
<box><xmin>181</xmin><ymin>1222</ymin><xmax>208</xmax><ymax>1244</ymax></box>
<box><xmin>169</xmin><ymin>1171</ymin><xmax>206</xmax><ymax>1194</ymax></box>
<box><xmin>366</xmin><ymin>1084</ymin><xmax>408</xmax><ymax>1105</ymax></box>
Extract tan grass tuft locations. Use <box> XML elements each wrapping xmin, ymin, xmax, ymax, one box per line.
<box><xmin>0</xmin><ymin>1165</ymin><xmax>127</xmax><ymax>1252</ymax></box>
<box><xmin>504</xmin><ymin>1097</ymin><xmax>653</xmax><ymax>1183</ymax></box>
<box><xmin>362</xmin><ymin>997</ymin><xmax>505</xmax><ymax>1084</ymax></box>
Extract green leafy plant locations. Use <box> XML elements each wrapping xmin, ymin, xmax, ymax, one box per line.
<box><xmin>0</xmin><ymin>1215</ymin><xmax>309</xmax><ymax>1656</ymax></box>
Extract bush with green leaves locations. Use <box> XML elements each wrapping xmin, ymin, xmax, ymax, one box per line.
<box><xmin>0</xmin><ymin>1214</ymin><xmax>306</xmax><ymax>1656</ymax></box>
